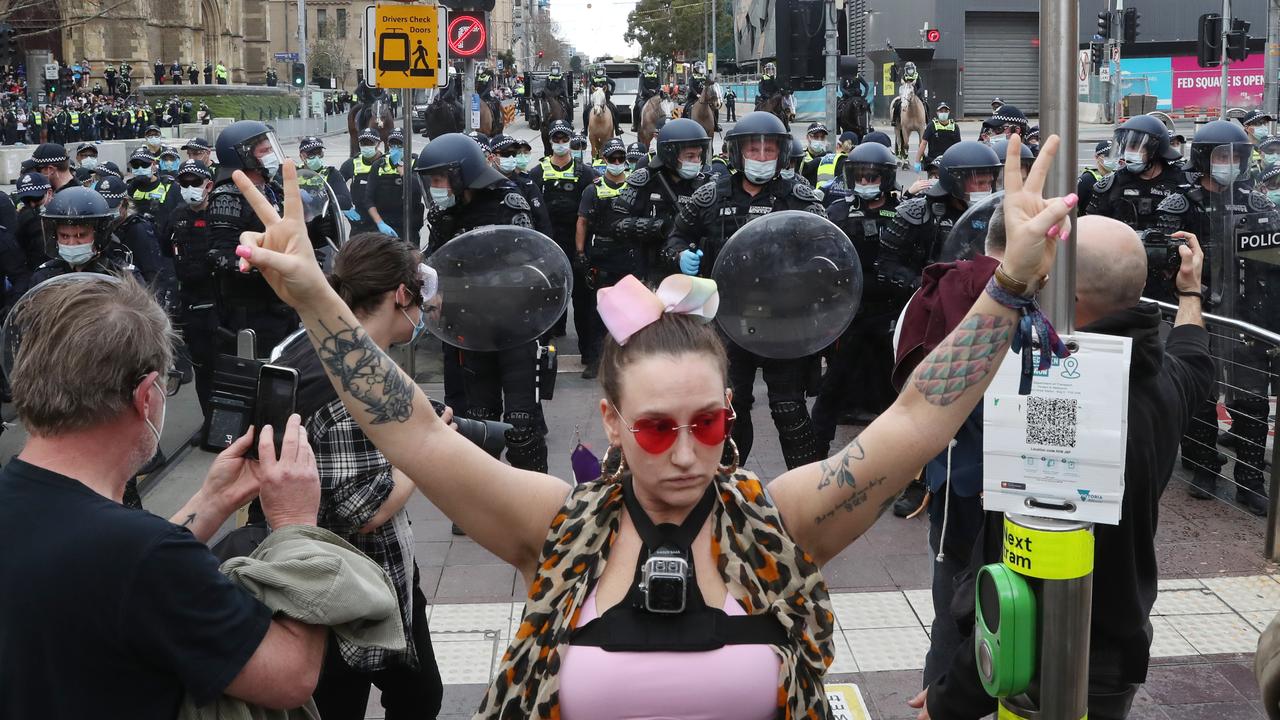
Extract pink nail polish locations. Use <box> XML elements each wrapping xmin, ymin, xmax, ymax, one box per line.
<box><xmin>1063</xmin><ymin>193</ymin><xmax>1079</xmax><ymax>208</ymax></box>
<box><xmin>235</xmin><ymin>245</ymin><xmax>252</xmax><ymax>259</ymax></box>
<box><xmin>1048</xmin><ymin>223</ymin><xmax>1060</xmax><ymax>237</ymax></box>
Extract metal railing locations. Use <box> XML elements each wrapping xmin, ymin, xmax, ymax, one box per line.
<box><xmin>1146</xmin><ymin>298</ymin><xmax>1280</xmax><ymax>560</ymax></box>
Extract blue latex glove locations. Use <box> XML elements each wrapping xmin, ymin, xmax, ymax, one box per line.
<box><xmin>376</xmin><ymin>221</ymin><xmax>399</xmax><ymax>238</ymax></box>
<box><xmin>912</xmin><ymin>162</ymin><xmax>922</xmax><ymax>172</ymax></box>
<box><xmin>344</xmin><ymin>208</ymin><xmax>361</xmax><ymax>222</ymax></box>
<box><xmin>679</xmin><ymin>248</ymin><xmax>703</xmax><ymax>276</ymax></box>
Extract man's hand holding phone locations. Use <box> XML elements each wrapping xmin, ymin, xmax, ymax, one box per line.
<box><xmin>256</xmin><ymin>414</ymin><xmax>321</xmax><ymax>528</ymax></box>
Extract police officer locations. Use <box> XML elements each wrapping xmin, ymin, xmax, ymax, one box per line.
<box><xmin>207</xmin><ymin>119</ymin><xmax>295</xmax><ymax>356</ymax></box>
<box><xmin>625</xmin><ymin>141</ymin><xmax>645</xmax><ymax>172</ymax></box>
<box><xmin>878</xmin><ymin>141</ymin><xmax>1002</xmax><ymax>296</ymax></box>
<box><xmin>1155</xmin><ymin>120</ymin><xmax>1277</xmax><ymax>514</ymax></box>
<box><xmin>95</xmin><ymin>174</ymin><xmax>178</xmax><ymax>318</ymax></box>
<box><xmin>633</xmin><ymin>60</ymin><xmax>662</xmax><ymax>132</ymax></box>
<box><xmin>608</xmin><ymin>118</ymin><xmax>712</xmax><ymax>283</ymax></box>
<box><xmin>125</xmin><ymin>148</ymin><xmax>177</xmax><ymax>223</ymax></box>
<box><xmin>990</xmin><ymin>137</ymin><xmax>1034</xmax><ymax>182</ymax></box>
<box><xmin>514</xmin><ymin>137</ymin><xmax>536</xmax><ymax>176</ymax></box>
<box><xmin>799</xmin><ymin>122</ymin><xmax>831</xmax><ymax>186</ymax></box>
<box><xmin>1025</xmin><ymin>126</ymin><xmax>1041</xmax><ymax>155</ymax></box>
<box><xmin>1083</xmin><ymin>114</ymin><xmax>1188</xmax><ymax>231</ymax></box>
<box><xmin>12</xmin><ymin>172</ymin><xmax>51</xmax><ymax>285</ymax></box>
<box><xmin>204</xmin><ymin>61</ymin><xmax>213</xmax><ymax>85</ymax></box>
<box><xmin>1241</xmin><ymin>108</ymin><xmax>1273</xmax><ymax>174</ymax></box>
<box><xmin>539</xmin><ymin>61</ymin><xmax>571</xmax><ymax>122</ymax></box>
<box><xmin>105</xmin><ymin>63</ymin><xmax>118</xmax><ymax>96</ymax></box>
<box><xmin>183</xmin><ymin>136</ymin><xmax>216</xmax><ymax>169</ymax></box>
<box><xmin>582</xmin><ymin>66</ymin><xmax>622</xmax><ymax>136</ymax></box>
<box><xmin>73</xmin><ymin>142</ymin><xmax>99</xmax><ymax>185</ymax></box>
<box><xmin>1077</xmin><ymin>140</ymin><xmax>1116</xmax><ymax>212</ymax></box>
<box><xmin>530</xmin><ymin>120</ymin><xmax>596</xmax><ymax>339</ymax></box>
<box><xmin>1255</xmin><ymin>136</ymin><xmax>1280</xmax><ymax>177</ymax></box>
<box><xmin>363</xmin><ymin>128</ymin><xmax>422</xmax><ymax>242</ymax></box>
<box><xmin>31</xmin><ymin>186</ymin><xmax>142</xmax><ymax>286</ymax></box>
<box><xmin>575</xmin><ymin>138</ymin><xmax>634</xmax><ymax>378</ymax></box>
<box><xmin>340</xmin><ymin>127</ymin><xmax>383</xmax><ymax>234</ymax></box>
<box><xmin>413</xmin><ymin>133</ymin><xmax>548</xmax><ymax>473</ymax></box>
<box><xmin>664</xmin><ymin>111</ymin><xmax>827</xmax><ymax>470</ymax></box>
<box><xmin>488</xmin><ymin>134</ymin><xmax>551</xmax><ymax>235</ymax></box>
<box><xmin>812</xmin><ymin>141</ymin><xmax>902</xmax><ymax>452</ymax></box>
<box><xmin>683</xmin><ymin>61</ymin><xmax>712</xmax><ymax>127</ymax></box>
<box><xmin>916</xmin><ymin>101</ymin><xmax>960</xmax><ymax>171</ymax></box>
<box><xmin>163</xmin><ymin>159</ymin><xmax>219</xmax><ymax>418</ymax></box>
<box><xmin>296</xmin><ymin>135</ymin><xmax>356</xmax><ymax>220</ymax></box>
<box><xmin>891</xmin><ymin>61</ymin><xmax>926</xmax><ymax>128</ymax></box>
<box><xmin>754</xmin><ymin>61</ymin><xmax>779</xmax><ymax>111</ymax></box>
<box><xmin>30</xmin><ymin>142</ymin><xmax>78</xmax><ymax>194</ymax></box>
<box><xmin>156</xmin><ymin>145</ymin><xmax>183</xmax><ymax>183</ymax></box>
<box><xmin>475</xmin><ymin>62</ymin><xmax>499</xmax><ymax>121</ymax></box>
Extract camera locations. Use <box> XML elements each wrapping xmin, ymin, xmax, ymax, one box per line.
<box><xmin>639</xmin><ymin>546</ymin><xmax>690</xmax><ymax>614</ymax></box>
<box><xmin>429</xmin><ymin>399</ymin><xmax>510</xmax><ymax>458</ymax></box>
<box><xmin>1140</xmin><ymin>230</ymin><xmax>1187</xmax><ymax>279</ymax></box>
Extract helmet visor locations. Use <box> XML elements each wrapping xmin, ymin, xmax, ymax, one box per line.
<box><xmin>416</xmin><ymin>165</ymin><xmax>464</xmax><ymax>209</ymax></box>
<box><xmin>944</xmin><ymin>165</ymin><xmax>1003</xmax><ymax>201</ymax></box>
<box><xmin>657</xmin><ymin>138</ymin><xmax>710</xmax><ymax>170</ymax></box>
<box><xmin>1194</xmin><ymin>141</ymin><xmax>1253</xmax><ymax>180</ymax></box>
<box><xmin>235</xmin><ymin>131</ymin><xmax>286</xmax><ymax>174</ymax></box>
<box><xmin>42</xmin><ymin>217</ymin><xmax>107</xmax><ymax>261</ymax></box>
<box><xmin>727</xmin><ymin>134</ymin><xmax>787</xmax><ymax>183</ymax></box>
<box><xmin>1108</xmin><ymin>129</ymin><xmax>1155</xmax><ymax>168</ymax></box>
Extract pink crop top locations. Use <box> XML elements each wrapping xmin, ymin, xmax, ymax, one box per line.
<box><xmin>558</xmin><ymin>583</ymin><xmax>782</xmax><ymax>720</ymax></box>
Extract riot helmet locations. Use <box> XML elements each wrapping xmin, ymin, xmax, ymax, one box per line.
<box><xmin>412</xmin><ymin>132</ymin><xmax>507</xmax><ymax>209</ymax></box>
<box><xmin>1107</xmin><ymin>114</ymin><xmax>1180</xmax><ymax>174</ymax></box>
<box><xmin>788</xmin><ymin>137</ymin><xmax>806</xmax><ymax>173</ymax></box>
<box><xmin>934</xmin><ymin>141</ymin><xmax>1003</xmax><ymax>205</ymax></box>
<box><xmin>989</xmin><ymin>138</ymin><xmax>1034</xmax><ymax>179</ymax></box>
<box><xmin>763</xmin><ymin>62</ymin><xmax>776</xmax><ymax>77</ymax></box>
<box><xmin>1188</xmin><ymin>119</ymin><xmax>1253</xmax><ymax>187</ymax></box>
<box><xmin>861</xmin><ymin>131</ymin><xmax>892</xmax><ymax>148</ymax></box>
<box><xmin>693</xmin><ymin>61</ymin><xmax>706</xmax><ymax>75</ymax></box>
<box><xmin>40</xmin><ymin>186</ymin><xmax>116</xmax><ymax>262</ymax></box>
<box><xmin>843</xmin><ymin>141</ymin><xmax>898</xmax><ymax>200</ymax></box>
<box><xmin>550</xmin><ymin>61</ymin><xmax>561</xmax><ymax>76</ymax></box>
<box><xmin>651</xmin><ymin>118</ymin><xmax>710</xmax><ymax>173</ymax></box>
<box><xmin>644</xmin><ymin>60</ymin><xmax>657</xmax><ymax>74</ymax></box>
<box><xmin>723</xmin><ymin>111</ymin><xmax>790</xmax><ymax>185</ymax></box>
<box><xmin>214</xmin><ymin>120</ymin><xmax>284</xmax><ymax>177</ymax></box>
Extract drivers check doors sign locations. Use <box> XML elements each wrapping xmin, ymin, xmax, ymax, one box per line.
<box><xmin>373</xmin><ymin>4</ymin><xmax>441</xmax><ymax>89</ymax></box>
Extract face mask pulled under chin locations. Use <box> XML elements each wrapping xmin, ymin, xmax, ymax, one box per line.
<box><xmin>398</xmin><ymin>307</ymin><xmax>428</xmax><ymax>346</ymax></box>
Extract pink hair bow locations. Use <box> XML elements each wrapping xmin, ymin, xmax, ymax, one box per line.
<box><xmin>596</xmin><ymin>274</ymin><xmax>719</xmax><ymax>345</ymax></box>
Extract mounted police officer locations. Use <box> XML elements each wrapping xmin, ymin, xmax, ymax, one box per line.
<box><xmin>575</xmin><ymin>137</ymin><xmax>634</xmax><ymax>377</ymax></box>
<box><xmin>1082</xmin><ymin>114</ymin><xmax>1188</xmax><ymax>232</ymax></box>
<box><xmin>583</xmin><ymin>65</ymin><xmax>622</xmax><ymax>136</ymax></box>
<box><xmin>1154</xmin><ymin>120</ymin><xmax>1277</xmax><ymax>515</ymax></box>
<box><xmin>890</xmin><ymin>61</ymin><xmax>926</xmax><ymax>128</ymax></box>
<box><xmin>754</xmin><ymin>61</ymin><xmax>780</xmax><ymax>111</ymax></box>
<box><xmin>664</xmin><ymin>111</ymin><xmax>827</xmax><ymax>470</ymax></box>
<box><xmin>916</xmin><ymin>101</ymin><xmax>960</xmax><ymax>171</ymax></box>
<box><xmin>475</xmin><ymin>62</ymin><xmax>501</xmax><ymax>124</ymax></box>
<box><xmin>531</xmin><ymin>119</ymin><xmax>596</xmax><ymax>339</ymax></box>
<box><xmin>813</xmin><ymin>141</ymin><xmax>902</xmax><ymax>452</ymax></box>
<box><xmin>207</xmin><ymin>119</ymin><xmax>295</xmax><ymax>356</ymax></box>
<box><xmin>538</xmin><ymin>61</ymin><xmax>571</xmax><ymax>122</ymax></box>
<box><xmin>161</xmin><ymin>159</ymin><xmax>219</xmax><ymax>418</ymax></box>
<box><xmin>684</xmin><ymin>61</ymin><xmax>711</xmax><ymax>122</ymax></box>
<box><xmin>632</xmin><ymin>59</ymin><xmax>662</xmax><ymax>133</ymax></box>
<box><xmin>608</xmin><ymin>118</ymin><xmax>712</xmax><ymax>283</ymax></box>
<box><xmin>878</xmin><ymin>141</ymin><xmax>1002</xmax><ymax>297</ymax></box>
<box><xmin>488</xmin><ymin>134</ymin><xmax>551</xmax><ymax>235</ymax></box>
<box><xmin>413</xmin><ymin>133</ymin><xmax>548</xmax><ymax>474</ymax></box>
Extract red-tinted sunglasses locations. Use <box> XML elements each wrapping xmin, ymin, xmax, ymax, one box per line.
<box><xmin>612</xmin><ymin>403</ymin><xmax>736</xmax><ymax>454</ymax></box>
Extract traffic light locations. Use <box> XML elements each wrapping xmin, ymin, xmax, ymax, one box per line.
<box><xmin>1198</xmin><ymin>13</ymin><xmax>1223</xmax><ymax>67</ymax></box>
<box><xmin>0</xmin><ymin>24</ymin><xmax>15</xmax><ymax>67</ymax></box>
<box><xmin>538</xmin><ymin>50</ymin><xmax>544</xmax><ymax>58</ymax></box>
<box><xmin>1090</xmin><ymin>41</ymin><xmax>1104</xmax><ymax>74</ymax></box>
<box><xmin>1096</xmin><ymin>10</ymin><xmax>1113</xmax><ymax>40</ymax></box>
<box><xmin>1226</xmin><ymin>18</ymin><xmax>1251</xmax><ymax>62</ymax></box>
<box><xmin>1122</xmin><ymin>8</ymin><xmax>1139</xmax><ymax>43</ymax></box>
<box><xmin>925</xmin><ymin>28</ymin><xmax>941</xmax><ymax>43</ymax></box>
<box><xmin>291</xmin><ymin>62</ymin><xmax>305</xmax><ymax>87</ymax></box>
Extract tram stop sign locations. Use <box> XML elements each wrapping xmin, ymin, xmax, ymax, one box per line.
<box><xmin>373</xmin><ymin>3</ymin><xmax>442</xmax><ymax>88</ymax></box>
<box><xmin>447</xmin><ymin>11</ymin><xmax>488</xmax><ymax>59</ymax></box>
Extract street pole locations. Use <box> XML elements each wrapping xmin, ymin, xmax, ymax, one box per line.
<box><xmin>464</xmin><ymin>59</ymin><xmax>475</xmax><ymax>131</ymax></box>
<box><xmin>1111</xmin><ymin>0</ymin><xmax>1123</xmax><ymax>125</ymax></box>
<box><xmin>711</xmin><ymin>0</ymin><xmax>717</xmax><ymax>74</ymax></box>
<box><xmin>823</xmin><ymin>0</ymin><xmax>837</xmax><ymax>134</ymax></box>
<box><xmin>1220</xmin><ymin>0</ymin><xmax>1232</xmax><ymax>118</ymax></box>
<box><xmin>1266</xmin><ymin>0</ymin><xmax>1280</xmax><ymax>126</ymax></box>
<box><xmin>298</xmin><ymin>0</ymin><xmax>310</xmax><ymax>119</ymax></box>
<box><xmin>1040</xmin><ymin>0</ymin><xmax>1076</xmax><ymax>334</ymax></box>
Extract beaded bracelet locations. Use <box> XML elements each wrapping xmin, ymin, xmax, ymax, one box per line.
<box><xmin>985</xmin><ymin>276</ymin><xmax>1071</xmax><ymax>394</ymax></box>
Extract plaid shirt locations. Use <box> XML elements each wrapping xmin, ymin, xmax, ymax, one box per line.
<box><xmin>309</xmin><ymin>396</ymin><xmax>417</xmax><ymax>671</ymax></box>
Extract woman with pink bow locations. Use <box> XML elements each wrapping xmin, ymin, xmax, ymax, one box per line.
<box><xmin>228</xmin><ymin>134</ymin><xmax>1076</xmax><ymax>720</ymax></box>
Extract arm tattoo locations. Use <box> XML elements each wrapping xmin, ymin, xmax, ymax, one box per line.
<box><xmin>309</xmin><ymin>318</ymin><xmax>415</xmax><ymax>424</ymax></box>
<box><xmin>814</xmin><ymin>476</ymin><xmax>887</xmax><ymax>525</ymax></box>
<box><xmin>180</xmin><ymin>513</ymin><xmax>196</xmax><ymax>527</ymax></box>
<box><xmin>911</xmin><ymin>313</ymin><xmax>1013</xmax><ymax>407</ymax></box>
<box><xmin>817</xmin><ymin>436</ymin><xmax>865</xmax><ymax>490</ymax></box>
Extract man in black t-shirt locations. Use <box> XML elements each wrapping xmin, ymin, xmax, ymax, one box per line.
<box><xmin>0</xmin><ymin>274</ymin><xmax>327</xmax><ymax>718</ymax></box>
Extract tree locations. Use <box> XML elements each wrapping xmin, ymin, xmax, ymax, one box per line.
<box><xmin>307</xmin><ymin>21</ymin><xmax>350</xmax><ymax>86</ymax></box>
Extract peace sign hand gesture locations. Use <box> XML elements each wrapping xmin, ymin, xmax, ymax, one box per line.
<box><xmin>999</xmin><ymin>133</ymin><xmax>1078</xmax><ymax>288</ymax></box>
<box><xmin>231</xmin><ymin>163</ymin><xmax>329</xmax><ymax>309</ymax></box>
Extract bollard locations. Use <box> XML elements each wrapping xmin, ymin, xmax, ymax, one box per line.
<box><xmin>986</xmin><ymin>515</ymin><xmax>1094</xmax><ymax>720</ymax></box>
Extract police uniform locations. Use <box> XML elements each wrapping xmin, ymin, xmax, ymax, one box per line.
<box><xmin>362</xmin><ymin>154</ymin><xmax>424</xmax><ymax>241</ymax></box>
<box><xmin>1083</xmin><ymin>162</ymin><xmax>1189</xmax><ymax>231</ymax></box>
<box><xmin>811</xmin><ymin>191</ymin><xmax>902</xmax><ymax>450</ymax></box>
<box><xmin>608</xmin><ymin>164</ymin><xmax>708</xmax><ymax>284</ymax></box>
<box><xmin>32</xmin><ymin>241</ymin><xmax>141</xmax><ymax>286</ymax></box>
<box><xmin>531</xmin><ymin>153</ymin><xmax>596</xmax><ymax>338</ymax></box>
<box><xmin>577</xmin><ymin>171</ymin><xmax>636</xmax><ymax>367</ymax></box>
<box><xmin>633</xmin><ymin>70</ymin><xmax>661</xmax><ymax>129</ymax></box>
<box><xmin>665</xmin><ymin>170</ymin><xmax>828</xmax><ymax>470</ymax></box>
<box><xmin>877</xmin><ymin>193</ymin><xmax>968</xmax><ymax>297</ymax></box>
<box><xmin>164</xmin><ymin>201</ymin><xmax>218</xmax><ymax>415</ymax></box>
<box><xmin>424</xmin><ymin>178</ymin><xmax>548</xmax><ymax>473</ymax></box>
<box><xmin>921</xmin><ymin>117</ymin><xmax>961</xmax><ymax>164</ymax></box>
<box><xmin>340</xmin><ymin>150</ymin><xmax>382</xmax><ymax>233</ymax></box>
<box><xmin>126</xmin><ymin>172</ymin><xmax>177</xmax><ymax>224</ymax></box>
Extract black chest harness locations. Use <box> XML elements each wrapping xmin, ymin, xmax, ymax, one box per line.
<box><xmin>569</xmin><ymin>479</ymin><xmax>787</xmax><ymax>652</ymax></box>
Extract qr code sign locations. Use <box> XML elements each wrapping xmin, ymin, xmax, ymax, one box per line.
<box><xmin>1025</xmin><ymin>397</ymin><xmax>1078</xmax><ymax>448</ymax></box>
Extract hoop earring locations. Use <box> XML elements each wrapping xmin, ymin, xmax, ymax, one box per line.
<box><xmin>604</xmin><ymin>444</ymin><xmax>628</xmax><ymax>483</ymax></box>
<box><xmin>718</xmin><ymin>438</ymin><xmax>740</xmax><ymax>476</ymax></box>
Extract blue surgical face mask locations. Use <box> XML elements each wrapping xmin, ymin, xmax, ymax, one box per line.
<box><xmin>400</xmin><ymin>307</ymin><xmax>427</xmax><ymax>345</ymax></box>
<box><xmin>1255</xmin><ymin>126</ymin><xmax>1272</xmax><ymax>140</ymax></box>
<box><xmin>1264</xmin><ymin>153</ymin><xmax>1280</xmax><ymax>167</ymax></box>
<box><xmin>808</xmin><ymin>140</ymin><xmax>828</xmax><ymax>155</ymax></box>
<box><xmin>259</xmin><ymin>153</ymin><xmax>281</xmax><ymax>173</ymax></box>
<box><xmin>571</xmin><ymin>150</ymin><xmax>584</xmax><ymax>163</ymax></box>
<box><xmin>58</xmin><ymin>242</ymin><xmax>96</xmax><ymax>266</ymax></box>
<box><xmin>1102</xmin><ymin>157</ymin><xmax>1120</xmax><ymax>172</ymax></box>
<box><xmin>780</xmin><ymin>168</ymin><xmax>796</xmax><ymax>180</ymax></box>
<box><xmin>499</xmin><ymin>156</ymin><xmax>518</xmax><ymax>173</ymax></box>
<box><xmin>742</xmin><ymin>158</ymin><xmax>776</xmax><ymax>184</ymax></box>
<box><xmin>1122</xmin><ymin>151</ymin><xmax>1146</xmax><ymax>174</ymax></box>
<box><xmin>389</xmin><ymin>147</ymin><xmax>404</xmax><ymax>165</ymax></box>
<box><xmin>515</xmin><ymin>154</ymin><xmax>530</xmax><ymax>171</ymax></box>
<box><xmin>628</xmin><ymin>160</ymin><xmax>638</xmax><ymax>171</ymax></box>
<box><xmin>937</xmin><ymin>112</ymin><xmax>950</xmax><ymax>121</ymax></box>
<box><xmin>1211</xmin><ymin>163</ymin><xmax>1241</xmax><ymax>186</ymax></box>
<box><xmin>678</xmin><ymin>161</ymin><xmax>701</xmax><ymax>180</ymax></box>
<box><xmin>360</xmin><ymin>145</ymin><xmax>377</xmax><ymax>159</ymax></box>
<box><xmin>854</xmin><ymin>184</ymin><xmax>881</xmax><ymax>199</ymax></box>
<box><xmin>606</xmin><ymin>161</ymin><xmax>626</xmax><ymax>176</ymax></box>
<box><xmin>1268</xmin><ymin>189</ymin><xmax>1280</xmax><ymax>205</ymax></box>
<box><xmin>159</xmin><ymin>159</ymin><xmax>179</xmax><ymax>173</ymax></box>
<box><xmin>306</xmin><ymin>156</ymin><xmax>325</xmax><ymax>172</ymax></box>
<box><xmin>552</xmin><ymin>142</ymin><xmax>570</xmax><ymax>156</ymax></box>
<box><xmin>131</xmin><ymin>165</ymin><xmax>153</xmax><ymax>179</ymax></box>
<box><xmin>429</xmin><ymin>186</ymin><xmax>455</xmax><ymax>209</ymax></box>
<box><xmin>79</xmin><ymin>156</ymin><xmax>98</xmax><ymax>171</ymax></box>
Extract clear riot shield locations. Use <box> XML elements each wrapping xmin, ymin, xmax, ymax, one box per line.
<box><xmin>940</xmin><ymin>191</ymin><xmax>1004</xmax><ymax>263</ymax></box>
<box><xmin>424</xmin><ymin>225</ymin><xmax>572</xmax><ymax>351</ymax></box>
<box><xmin>711</xmin><ymin>210</ymin><xmax>863</xmax><ymax>359</ymax></box>
<box><xmin>296</xmin><ymin>168</ymin><xmax>349</xmax><ymax>262</ymax></box>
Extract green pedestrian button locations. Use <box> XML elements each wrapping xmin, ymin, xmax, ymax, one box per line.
<box><xmin>975</xmin><ymin>564</ymin><xmax>1036</xmax><ymax>698</ymax></box>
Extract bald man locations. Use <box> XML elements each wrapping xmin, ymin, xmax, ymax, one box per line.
<box><xmin>908</xmin><ymin>214</ymin><xmax>1215</xmax><ymax>720</ymax></box>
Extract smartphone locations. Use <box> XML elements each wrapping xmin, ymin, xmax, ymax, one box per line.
<box><xmin>248</xmin><ymin>364</ymin><xmax>299</xmax><ymax>461</ymax></box>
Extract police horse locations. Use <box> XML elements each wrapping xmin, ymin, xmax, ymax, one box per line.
<box><xmin>891</xmin><ymin>81</ymin><xmax>926</xmax><ymax>164</ymax></box>
<box><xmin>347</xmin><ymin>97</ymin><xmax>395</xmax><ymax>157</ymax></box>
